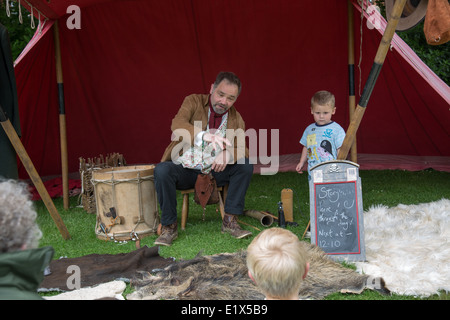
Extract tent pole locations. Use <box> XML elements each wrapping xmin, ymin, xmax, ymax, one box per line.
<box><xmin>53</xmin><ymin>21</ymin><xmax>69</xmax><ymax>210</ymax></box>
<box><xmin>338</xmin><ymin>0</ymin><xmax>407</xmax><ymax>160</ymax></box>
<box><xmin>347</xmin><ymin>0</ymin><xmax>357</xmax><ymax>163</ymax></box>
<box><xmin>0</xmin><ymin>105</ymin><xmax>71</xmax><ymax>240</ymax></box>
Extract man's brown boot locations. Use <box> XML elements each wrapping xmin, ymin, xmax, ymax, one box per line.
<box><xmin>221</xmin><ymin>214</ymin><xmax>252</xmax><ymax>239</ymax></box>
<box><xmin>154</xmin><ymin>221</ymin><xmax>178</xmax><ymax>246</ymax></box>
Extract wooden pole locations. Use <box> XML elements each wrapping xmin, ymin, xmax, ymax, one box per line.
<box><xmin>347</xmin><ymin>0</ymin><xmax>357</xmax><ymax>163</ymax></box>
<box><xmin>0</xmin><ymin>106</ymin><xmax>71</xmax><ymax>240</ymax></box>
<box><xmin>338</xmin><ymin>0</ymin><xmax>407</xmax><ymax>160</ymax></box>
<box><xmin>53</xmin><ymin>21</ymin><xmax>69</xmax><ymax>210</ymax></box>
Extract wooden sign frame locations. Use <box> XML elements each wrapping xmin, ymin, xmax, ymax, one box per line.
<box><xmin>309</xmin><ymin>160</ymin><xmax>365</xmax><ymax>262</ymax></box>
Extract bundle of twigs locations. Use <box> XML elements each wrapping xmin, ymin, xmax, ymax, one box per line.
<box><xmin>78</xmin><ymin>153</ymin><xmax>126</xmax><ymax>213</ymax></box>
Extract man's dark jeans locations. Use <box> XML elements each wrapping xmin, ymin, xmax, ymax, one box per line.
<box><xmin>154</xmin><ymin>158</ymin><xmax>253</xmax><ymax>226</ymax></box>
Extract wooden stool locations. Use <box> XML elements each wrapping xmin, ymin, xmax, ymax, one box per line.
<box><xmin>180</xmin><ymin>184</ymin><xmax>228</xmax><ymax>230</ymax></box>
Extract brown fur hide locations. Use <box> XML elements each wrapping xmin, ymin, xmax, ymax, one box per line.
<box><xmin>128</xmin><ymin>242</ymin><xmax>389</xmax><ymax>300</ymax></box>
<box><xmin>40</xmin><ymin>246</ymin><xmax>174</xmax><ymax>291</ymax></box>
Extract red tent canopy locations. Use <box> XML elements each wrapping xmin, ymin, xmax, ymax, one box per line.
<box><xmin>12</xmin><ymin>0</ymin><xmax>450</xmax><ymax>177</ymax></box>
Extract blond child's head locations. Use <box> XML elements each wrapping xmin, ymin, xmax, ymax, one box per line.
<box><xmin>310</xmin><ymin>90</ymin><xmax>336</xmax><ymax>126</ymax></box>
<box><xmin>311</xmin><ymin>90</ymin><xmax>335</xmax><ymax>108</ymax></box>
<box><xmin>246</xmin><ymin>228</ymin><xmax>309</xmax><ymax>300</ymax></box>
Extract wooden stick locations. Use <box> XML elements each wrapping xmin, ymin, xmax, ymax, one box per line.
<box><xmin>347</xmin><ymin>0</ymin><xmax>357</xmax><ymax>163</ymax></box>
<box><xmin>0</xmin><ymin>107</ymin><xmax>71</xmax><ymax>240</ymax></box>
<box><xmin>260</xmin><ymin>210</ymin><xmax>278</xmax><ymax>220</ymax></box>
<box><xmin>53</xmin><ymin>21</ymin><xmax>69</xmax><ymax>210</ymax></box>
<box><xmin>236</xmin><ymin>219</ymin><xmax>260</xmax><ymax>231</ymax></box>
<box><xmin>218</xmin><ymin>192</ymin><xmax>225</xmax><ymax>220</ymax></box>
<box><xmin>338</xmin><ymin>0</ymin><xmax>407</xmax><ymax>160</ymax></box>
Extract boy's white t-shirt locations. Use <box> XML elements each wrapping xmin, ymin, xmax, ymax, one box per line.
<box><xmin>300</xmin><ymin>121</ymin><xmax>346</xmax><ymax>174</ymax></box>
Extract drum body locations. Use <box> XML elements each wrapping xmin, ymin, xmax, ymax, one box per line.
<box><xmin>92</xmin><ymin>165</ymin><xmax>159</xmax><ymax>241</ymax></box>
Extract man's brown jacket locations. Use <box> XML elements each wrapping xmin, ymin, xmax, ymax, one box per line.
<box><xmin>160</xmin><ymin>94</ymin><xmax>249</xmax><ymax>163</ymax></box>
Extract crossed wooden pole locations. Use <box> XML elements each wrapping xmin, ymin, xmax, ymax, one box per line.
<box><xmin>339</xmin><ymin>0</ymin><xmax>408</xmax><ymax>160</ymax></box>
<box><xmin>0</xmin><ymin>105</ymin><xmax>71</xmax><ymax>240</ymax></box>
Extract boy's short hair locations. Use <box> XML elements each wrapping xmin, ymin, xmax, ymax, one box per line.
<box><xmin>246</xmin><ymin>228</ymin><xmax>308</xmax><ymax>299</ymax></box>
<box><xmin>311</xmin><ymin>90</ymin><xmax>335</xmax><ymax>108</ymax></box>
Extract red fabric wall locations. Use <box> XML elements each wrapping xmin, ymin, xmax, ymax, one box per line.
<box><xmin>13</xmin><ymin>0</ymin><xmax>450</xmax><ymax>178</ymax></box>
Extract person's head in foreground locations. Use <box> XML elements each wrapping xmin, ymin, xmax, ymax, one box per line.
<box><xmin>0</xmin><ymin>179</ymin><xmax>54</xmax><ymax>300</ymax></box>
<box><xmin>0</xmin><ymin>179</ymin><xmax>42</xmax><ymax>253</ymax></box>
<box><xmin>246</xmin><ymin>227</ymin><xmax>309</xmax><ymax>300</ymax></box>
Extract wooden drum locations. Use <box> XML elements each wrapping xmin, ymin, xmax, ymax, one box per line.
<box><xmin>92</xmin><ymin>165</ymin><xmax>159</xmax><ymax>241</ymax></box>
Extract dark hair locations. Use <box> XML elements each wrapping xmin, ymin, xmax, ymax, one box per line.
<box><xmin>213</xmin><ymin>71</ymin><xmax>242</xmax><ymax>95</ymax></box>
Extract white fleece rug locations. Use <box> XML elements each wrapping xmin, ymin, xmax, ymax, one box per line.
<box><xmin>355</xmin><ymin>199</ymin><xmax>450</xmax><ymax>297</ymax></box>
<box><xmin>44</xmin><ymin>280</ymin><xmax>126</xmax><ymax>300</ymax></box>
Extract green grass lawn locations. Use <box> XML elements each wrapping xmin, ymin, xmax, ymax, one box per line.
<box><xmin>35</xmin><ymin>169</ymin><xmax>450</xmax><ymax>300</ymax></box>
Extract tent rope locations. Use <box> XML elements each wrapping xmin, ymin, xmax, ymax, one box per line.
<box><xmin>18</xmin><ymin>0</ymin><xmax>23</xmax><ymax>24</ymax></box>
<box><xmin>5</xmin><ymin>0</ymin><xmax>10</xmax><ymax>17</ymax></box>
<box><xmin>30</xmin><ymin>5</ymin><xmax>35</xmax><ymax>29</ymax></box>
<box><xmin>22</xmin><ymin>0</ymin><xmax>50</xmax><ymax>21</ymax></box>
<box><xmin>3</xmin><ymin>0</ymin><xmax>49</xmax><ymax>29</ymax></box>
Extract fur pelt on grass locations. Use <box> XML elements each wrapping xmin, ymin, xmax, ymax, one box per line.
<box><xmin>44</xmin><ymin>281</ymin><xmax>126</xmax><ymax>300</ymax></box>
<box><xmin>127</xmin><ymin>242</ymin><xmax>388</xmax><ymax>300</ymax></box>
<box><xmin>355</xmin><ymin>199</ymin><xmax>450</xmax><ymax>297</ymax></box>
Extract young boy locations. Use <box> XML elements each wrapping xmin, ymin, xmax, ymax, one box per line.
<box><xmin>246</xmin><ymin>228</ymin><xmax>309</xmax><ymax>300</ymax></box>
<box><xmin>296</xmin><ymin>91</ymin><xmax>346</xmax><ymax>176</ymax></box>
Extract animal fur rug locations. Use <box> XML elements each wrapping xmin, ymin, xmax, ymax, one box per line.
<box><xmin>355</xmin><ymin>199</ymin><xmax>450</xmax><ymax>297</ymax></box>
<box><xmin>39</xmin><ymin>246</ymin><xmax>174</xmax><ymax>291</ymax></box>
<box><xmin>44</xmin><ymin>281</ymin><xmax>127</xmax><ymax>300</ymax></box>
<box><xmin>127</xmin><ymin>242</ymin><xmax>389</xmax><ymax>300</ymax></box>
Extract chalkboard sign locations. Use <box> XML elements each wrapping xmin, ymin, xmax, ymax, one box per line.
<box><xmin>309</xmin><ymin>160</ymin><xmax>365</xmax><ymax>261</ymax></box>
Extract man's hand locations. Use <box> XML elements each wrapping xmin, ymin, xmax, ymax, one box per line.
<box><xmin>203</xmin><ymin>132</ymin><xmax>232</xmax><ymax>151</ymax></box>
<box><xmin>211</xmin><ymin>150</ymin><xmax>232</xmax><ymax>172</ymax></box>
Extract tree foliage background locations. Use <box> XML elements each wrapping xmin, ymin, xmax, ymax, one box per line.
<box><xmin>376</xmin><ymin>0</ymin><xmax>449</xmax><ymax>85</ymax></box>
<box><xmin>0</xmin><ymin>1</ymin><xmax>34</xmax><ymax>60</ymax></box>
<box><xmin>399</xmin><ymin>21</ymin><xmax>449</xmax><ymax>85</ymax></box>
<box><xmin>0</xmin><ymin>0</ymin><xmax>448</xmax><ymax>84</ymax></box>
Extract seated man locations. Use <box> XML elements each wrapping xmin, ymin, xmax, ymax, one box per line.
<box><xmin>154</xmin><ymin>71</ymin><xmax>253</xmax><ymax>246</ymax></box>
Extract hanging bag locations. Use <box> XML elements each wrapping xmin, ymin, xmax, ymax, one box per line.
<box><xmin>194</xmin><ymin>172</ymin><xmax>219</xmax><ymax>209</ymax></box>
<box><xmin>424</xmin><ymin>0</ymin><xmax>450</xmax><ymax>45</ymax></box>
